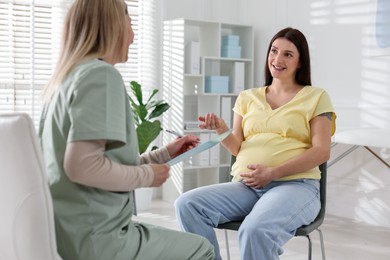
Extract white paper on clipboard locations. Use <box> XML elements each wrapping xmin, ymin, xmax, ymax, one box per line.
<box><xmin>168</xmin><ymin>129</ymin><xmax>232</xmax><ymax>166</ymax></box>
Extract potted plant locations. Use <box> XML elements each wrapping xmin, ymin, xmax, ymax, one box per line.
<box><xmin>128</xmin><ymin>80</ymin><xmax>170</xmax><ymax>154</ymax></box>
<box><xmin>128</xmin><ymin>80</ymin><xmax>170</xmax><ymax>212</ymax></box>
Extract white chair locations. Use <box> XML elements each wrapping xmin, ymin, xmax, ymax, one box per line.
<box><xmin>0</xmin><ymin>113</ymin><xmax>61</xmax><ymax>260</ymax></box>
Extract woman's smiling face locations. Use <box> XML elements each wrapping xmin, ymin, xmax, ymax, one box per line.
<box><xmin>268</xmin><ymin>37</ymin><xmax>300</xmax><ymax>81</ymax></box>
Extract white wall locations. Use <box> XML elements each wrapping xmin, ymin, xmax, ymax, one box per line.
<box><xmin>162</xmin><ymin>0</ymin><xmax>240</xmax><ymax>22</ymax></box>
<box><xmin>162</xmin><ymin>0</ymin><xmax>390</xmax><ymax>129</ymax></box>
<box><xmin>160</xmin><ymin>0</ymin><xmax>390</xmax><ymax>227</ymax></box>
<box><xmin>241</xmin><ymin>0</ymin><xmax>390</xmax><ymax>129</ymax></box>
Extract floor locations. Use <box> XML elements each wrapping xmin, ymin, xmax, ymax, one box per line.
<box><xmin>133</xmin><ymin>199</ymin><xmax>390</xmax><ymax>260</ymax></box>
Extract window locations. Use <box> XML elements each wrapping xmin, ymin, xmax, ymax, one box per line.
<box><xmin>0</xmin><ymin>0</ymin><xmax>158</xmax><ymax>127</ymax></box>
<box><xmin>118</xmin><ymin>0</ymin><xmax>159</xmax><ymax>95</ymax></box>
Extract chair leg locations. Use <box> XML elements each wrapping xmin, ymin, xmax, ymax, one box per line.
<box><xmin>305</xmin><ymin>235</ymin><xmax>312</xmax><ymax>260</ymax></box>
<box><xmin>224</xmin><ymin>229</ymin><xmax>231</xmax><ymax>260</ymax></box>
<box><xmin>317</xmin><ymin>229</ymin><xmax>326</xmax><ymax>260</ymax></box>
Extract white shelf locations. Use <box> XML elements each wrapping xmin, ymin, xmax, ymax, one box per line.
<box><xmin>183</xmin><ymin>163</ymin><xmax>231</xmax><ymax>170</ymax></box>
<box><xmin>162</xmin><ymin>18</ymin><xmax>254</xmax><ymax>201</ymax></box>
<box><xmin>203</xmin><ymin>56</ymin><xmax>253</xmax><ymax>62</ymax></box>
<box><xmin>184</xmin><ymin>74</ymin><xmax>203</xmax><ymax>77</ymax></box>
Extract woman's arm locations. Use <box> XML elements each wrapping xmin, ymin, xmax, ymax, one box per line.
<box><xmin>198</xmin><ymin>112</ymin><xmax>244</xmax><ymax>156</ymax></box>
<box><xmin>241</xmin><ymin>114</ymin><xmax>332</xmax><ymax>188</ymax></box>
<box><xmin>271</xmin><ymin>114</ymin><xmax>332</xmax><ymax>178</ymax></box>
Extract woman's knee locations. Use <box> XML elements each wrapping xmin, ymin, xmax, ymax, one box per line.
<box><xmin>175</xmin><ymin>191</ymin><xmax>194</xmax><ymax>211</ymax></box>
<box><xmin>238</xmin><ymin>220</ymin><xmax>272</xmax><ymax>241</ymax></box>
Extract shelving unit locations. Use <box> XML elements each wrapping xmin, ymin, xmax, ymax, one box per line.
<box><xmin>162</xmin><ymin>18</ymin><xmax>254</xmax><ymax>202</ymax></box>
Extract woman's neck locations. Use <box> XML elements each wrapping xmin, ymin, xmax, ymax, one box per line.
<box><xmin>268</xmin><ymin>79</ymin><xmax>302</xmax><ymax>94</ymax></box>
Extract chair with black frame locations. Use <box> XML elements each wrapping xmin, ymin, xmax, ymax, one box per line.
<box><xmin>216</xmin><ymin>161</ymin><xmax>327</xmax><ymax>260</ymax></box>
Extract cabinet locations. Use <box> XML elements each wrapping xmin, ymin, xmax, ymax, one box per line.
<box><xmin>162</xmin><ymin>18</ymin><xmax>254</xmax><ymax>202</ymax></box>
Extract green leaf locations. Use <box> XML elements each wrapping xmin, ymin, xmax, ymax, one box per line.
<box><xmin>138</xmin><ymin>105</ymin><xmax>148</xmax><ymax>122</ymax></box>
<box><xmin>146</xmin><ymin>100</ymin><xmax>163</xmax><ymax>110</ymax></box>
<box><xmin>136</xmin><ymin>120</ymin><xmax>162</xmax><ymax>153</ymax></box>
<box><xmin>148</xmin><ymin>103</ymin><xmax>170</xmax><ymax>120</ymax></box>
<box><xmin>145</xmin><ymin>89</ymin><xmax>159</xmax><ymax>106</ymax></box>
<box><xmin>130</xmin><ymin>81</ymin><xmax>143</xmax><ymax>105</ymax></box>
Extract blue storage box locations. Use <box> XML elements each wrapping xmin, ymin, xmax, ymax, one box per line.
<box><xmin>222</xmin><ymin>35</ymin><xmax>240</xmax><ymax>46</ymax></box>
<box><xmin>221</xmin><ymin>45</ymin><xmax>242</xmax><ymax>58</ymax></box>
<box><xmin>205</xmin><ymin>76</ymin><xmax>229</xmax><ymax>93</ymax></box>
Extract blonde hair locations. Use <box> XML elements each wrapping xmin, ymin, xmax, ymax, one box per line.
<box><xmin>42</xmin><ymin>0</ymin><xmax>128</xmax><ymax>102</ymax></box>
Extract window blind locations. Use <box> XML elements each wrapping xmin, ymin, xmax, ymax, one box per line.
<box><xmin>0</xmin><ymin>0</ymin><xmax>158</xmax><ymax>128</ymax></box>
<box><xmin>119</xmin><ymin>0</ymin><xmax>158</xmax><ymax>97</ymax></box>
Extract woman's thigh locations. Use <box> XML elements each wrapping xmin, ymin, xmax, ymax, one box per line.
<box><xmin>176</xmin><ymin>181</ymin><xmax>259</xmax><ymax>224</ymax></box>
<box><xmin>244</xmin><ymin>179</ymin><xmax>320</xmax><ymax>232</ymax></box>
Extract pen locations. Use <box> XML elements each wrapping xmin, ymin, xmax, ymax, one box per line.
<box><xmin>165</xmin><ymin>129</ymin><xmax>183</xmax><ymax>138</ymax></box>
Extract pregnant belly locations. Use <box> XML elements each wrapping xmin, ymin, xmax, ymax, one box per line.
<box><xmin>231</xmin><ymin>134</ymin><xmax>308</xmax><ymax>181</ymax></box>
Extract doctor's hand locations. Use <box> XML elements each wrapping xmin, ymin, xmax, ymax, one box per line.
<box><xmin>149</xmin><ymin>163</ymin><xmax>171</xmax><ymax>187</ymax></box>
<box><xmin>166</xmin><ymin>134</ymin><xmax>200</xmax><ymax>158</ymax></box>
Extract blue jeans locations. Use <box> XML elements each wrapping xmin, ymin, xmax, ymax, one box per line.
<box><xmin>175</xmin><ymin>179</ymin><xmax>320</xmax><ymax>260</ymax></box>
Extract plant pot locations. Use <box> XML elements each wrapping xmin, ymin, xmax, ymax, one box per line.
<box><xmin>135</xmin><ymin>187</ymin><xmax>154</xmax><ymax>212</ymax></box>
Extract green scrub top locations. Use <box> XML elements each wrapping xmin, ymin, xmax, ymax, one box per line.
<box><xmin>39</xmin><ymin>59</ymin><xmax>215</xmax><ymax>260</ymax></box>
<box><xmin>39</xmin><ymin>59</ymin><xmax>141</xmax><ymax>259</ymax></box>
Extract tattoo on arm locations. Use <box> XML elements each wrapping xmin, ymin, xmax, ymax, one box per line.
<box><xmin>319</xmin><ymin>112</ymin><xmax>333</xmax><ymax>121</ymax></box>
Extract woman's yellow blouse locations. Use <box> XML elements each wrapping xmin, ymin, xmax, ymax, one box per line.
<box><xmin>231</xmin><ymin>86</ymin><xmax>336</xmax><ymax>182</ymax></box>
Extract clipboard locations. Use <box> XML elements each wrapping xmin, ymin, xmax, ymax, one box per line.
<box><xmin>168</xmin><ymin>129</ymin><xmax>232</xmax><ymax>166</ymax></box>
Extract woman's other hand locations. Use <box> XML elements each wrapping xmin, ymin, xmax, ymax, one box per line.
<box><xmin>198</xmin><ymin>113</ymin><xmax>229</xmax><ymax>134</ymax></box>
<box><xmin>166</xmin><ymin>134</ymin><xmax>200</xmax><ymax>158</ymax></box>
<box><xmin>240</xmin><ymin>164</ymin><xmax>274</xmax><ymax>189</ymax></box>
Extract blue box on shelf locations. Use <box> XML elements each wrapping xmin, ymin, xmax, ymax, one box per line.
<box><xmin>205</xmin><ymin>76</ymin><xmax>229</xmax><ymax>93</ymax></box>
<box><xmin>222</xmin><ymin>35</ymin><xmax>240</xmax><ymax>46</ymax></box>
<box><xmin>221</xmin><ymin>45</ymin><xmax>242</xmax><ymax>59</ymax></box>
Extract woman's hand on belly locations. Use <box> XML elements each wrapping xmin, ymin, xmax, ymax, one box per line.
<box><xmin>240</xmin><ymin>164</ymin><xmax>274</xmax><ymax>189</ymax></box>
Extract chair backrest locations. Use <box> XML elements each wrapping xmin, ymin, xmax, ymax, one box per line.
<box><xmin>0</xmin><ymin>113</ymin><xmax>61</xmax><ymax>260</ymax></box>
<box><xmin>295</xmin><ymin>162</ymin><xmax>327</xmax><ymax>235</ymax></box>
<box><xmin>317</xmin><ymin>162</ymin><xmax>327</xmax><ymax>222</ymax></box>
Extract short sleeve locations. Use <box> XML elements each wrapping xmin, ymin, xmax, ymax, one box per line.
<box><xmin>233</xmin><ymin>91</ymin><xmax>245</xmax><ymax>116</ymax></box>
<box><xmin>233</xmin><ymin>90</ymin><xmax>251</xmax><ymax>116</ymax></box>
<box><xmin>67</xmin><ymin>65</ymin><xmax>127</xmax><ymax>145</ymax></box>
<box><xmin>314</xmin><ymin>90</ymin><xmax>337</xmax><ymax>136</ymax></box>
